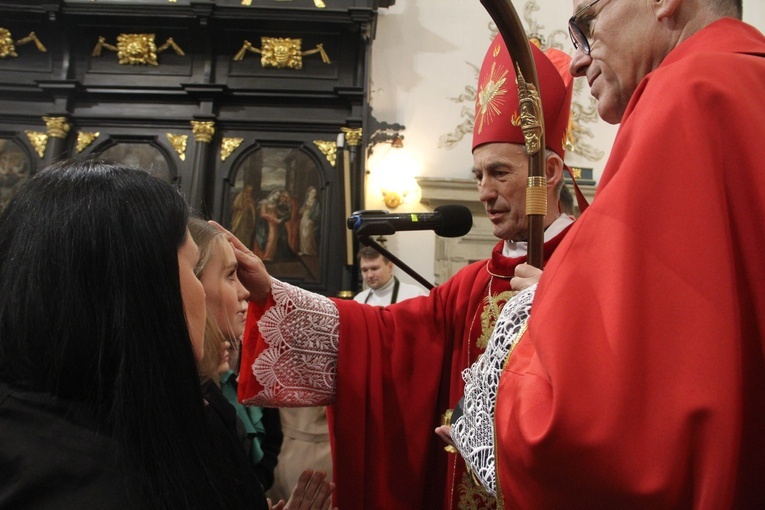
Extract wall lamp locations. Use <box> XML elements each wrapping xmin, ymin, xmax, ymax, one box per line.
<box><xmin>366</xmin><ymin>113</ymin><xmax>420</xmax><ymax>210</ymax></box>
<box><xmin>367</xmin><ymin>133</ymin><xmax>420</xmax><ymax>209</ymax></box>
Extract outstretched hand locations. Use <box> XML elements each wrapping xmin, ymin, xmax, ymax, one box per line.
<box><xmin>208</xmin><ymin>220</ymin><xmax>272</xmax><ymax>304</ymax></box>
<box><xmin>269</xmin><ymin>469</ymin><xmax>336</xmax><ymax>510</ymax></box>
<box><xmin>511</xmin><ymin>263</ymin><xmax>542</xmax><ymax>291</ymax></box>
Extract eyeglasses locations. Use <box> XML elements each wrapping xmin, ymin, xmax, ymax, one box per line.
<box><xmin>568</xmin><ymin>0</ymin><xmax>605</xmax><ymax>55</ymax></box>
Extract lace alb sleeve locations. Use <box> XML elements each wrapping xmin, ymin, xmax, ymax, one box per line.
<box><xmin>242</xmin><ymin>278</ymin><xmax>339</xmax><ymax>407</ymax></box>
<box><xmin>450</xmin><ymin>283</ymin><xmax>537</xmax><ymax>496</ymax></box>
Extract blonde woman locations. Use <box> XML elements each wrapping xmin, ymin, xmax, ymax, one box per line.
<box><xmin>189</xmin><ymin>217</ymin><xmax>335</xmax><ymax>510</ymax></box>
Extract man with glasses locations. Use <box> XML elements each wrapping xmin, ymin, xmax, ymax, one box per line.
<box><xmin>491</xmin><ymin>0</ymin><xmax>765</xmax><ymax>507</ymax></box>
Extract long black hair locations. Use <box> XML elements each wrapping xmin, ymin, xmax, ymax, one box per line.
<box><xmin>0</xmin><ymin>159</ymin><xmax>262</xmax><ymax>509</ymax></box>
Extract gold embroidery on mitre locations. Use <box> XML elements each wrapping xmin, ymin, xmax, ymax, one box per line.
<box><xmin>476</xmin><ymin>290</ymin><xmax>516</xmax><ymax>350</ymax></box>
<box><xmin>511</xmin><ymin>111</ymin><xmax>521</xmax><ymax>127</ymax></box>
<box><xmin>475</xmin><ymin>61</ymin><xmax>508</xmax><ymax>136</ymax></box>
<box><xmin>456</xmin><ymin>470</ymin><xmax>498</xmax><ymax>509</ymax></box>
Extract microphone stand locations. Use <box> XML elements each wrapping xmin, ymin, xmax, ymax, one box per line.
<box><xmin>357</xmin><ymin>235</ymin><xmax>434</xmax><ymax>290</ymax></box>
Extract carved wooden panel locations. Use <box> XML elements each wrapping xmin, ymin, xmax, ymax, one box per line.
<box><xmin>0</xmin><ymin>0</ymin><xmax>383</xmax><ymax>296</ymax></box>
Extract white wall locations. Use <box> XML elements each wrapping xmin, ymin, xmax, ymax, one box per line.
<box><xmin>367</xmin><ymin>0</ymin><xmax>765</xmax><ymax>287</ymax></box>
<box><xmin>745</xmin><ymin>0</ymin><xmax>765</xmax><ymax>29</ymax></box>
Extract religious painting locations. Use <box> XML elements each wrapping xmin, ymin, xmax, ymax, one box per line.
<box><xmin>98</xmin><ymin>142</ymin><xmax>172</xmax><ymax>182</ymax></box>
<box><xmin>228</xmin><ymin>146</ymin><xmax>323</xmax><ymax>283</ymax></box>
<box><xmin>0</xmin><ymin>138</ymin><xmax>31</xmax><ymax>215</ymax></box>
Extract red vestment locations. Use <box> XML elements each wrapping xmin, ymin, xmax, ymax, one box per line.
<box><xmin>496</xmin><ymin>19</ymin><xmax>765</xmax><ymax>509</ymax></box>
<box><xmin>239</xmin><ymin>231</ymin><xmax>570</xmax><ymax>510</ymax></box>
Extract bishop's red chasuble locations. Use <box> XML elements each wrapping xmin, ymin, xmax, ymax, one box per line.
<box><xmin>239</xmin><ymin>231</ymin><xmax>570</xmax><ymax>510</ymax></box>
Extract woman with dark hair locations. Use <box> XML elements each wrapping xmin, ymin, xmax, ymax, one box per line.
<box><xmin>0</xmin><ymin>160</ymin><xmax>267</xmax><ymax>509</ymax></box>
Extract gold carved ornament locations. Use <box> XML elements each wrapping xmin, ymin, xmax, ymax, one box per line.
<box><xmin>191</xmin><ymin>121</ymin><xmax>215</xmax><ymax>144</ymax></box>
<box><xmin>313</xmin><ymin>140</ymin><xmax>337</xmax><ymax>167</ymax></box>
<box><xmin>510</xmin><ymin>65</ymin><xmax>543</xmax><ymax>156</ymax></box>
<box><xmin>25</xmin><ymin>131</ymin><xmax>47</xmax><ymax>158</ymax></box>
<box><xmin>76</xmin><ymin>132</ymin><xmax>100</xmax><ymax>153</ymax></box>
<box><xmin>240</xmin><ymin>0</ymin><xmax>326</xmax><ymax>8</ymax></box>
<box><xmin>233</xmin><ymin>37</ymin><xmax>330</xmax><ymax>69</ymax></box>
<box><xmin>0</xmin><ymin>29</ymin><xmax>46</xmax><ymax>59</ymax></box>
<box><xmin>43</xmin><ymin>116</ymin><xmax>71</xmax><ymax>140</ymax></box>
<box><xmin>166</xmin><ymin>133</ymin><xmax>188</xmax><ymax>161</ymax></box>
<box><xmin>340</xmin><ymin>127</ymin><xmax>362</xmax><ymax>147</ymax></box>
<box><xmin>220</xmin><ymin>138</ymin><xmax>244</xmax><ymax>162</ymax></box>
<box><xmin>510</xmin><ymin>66</ymin><xmax>547</xmax><ymax>218</ymax></box>
<box><xmin>0</xmin><ymin>28</ymin><xmax>47</xmax><ymax>58</ymax></box>
<box><xmin>92</xmin><ymin>34</ymin><xmax>185</xmax><ymax>66</ymax></box>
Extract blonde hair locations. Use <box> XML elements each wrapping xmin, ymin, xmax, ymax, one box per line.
<box><xmin>188</xmin><ymin>217</ymin><xmax>235</xmax><ymax>385</ymax></box>
<box><xmin>197</xmin><ymin>315</ymin><xmax>228</xmax><ymax>385</ymax></box>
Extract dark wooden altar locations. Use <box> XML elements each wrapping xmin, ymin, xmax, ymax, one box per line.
<box><xmin>0</xmin><ymin>0</ymin><xmax>393</xmax><ymax>296</ymax></box>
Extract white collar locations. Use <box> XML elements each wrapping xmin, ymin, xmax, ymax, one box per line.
<box><xmin>502</xmin><ymin>214</ymin><xmax>574</xmax><ymax>258</ymax></box>
<box><xmin>369</xmin><ymin>275</ymin><xmax>395</xmax><ymax>295</ymax></box>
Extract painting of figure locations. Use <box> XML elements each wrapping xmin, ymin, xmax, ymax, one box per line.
<box><xmin>298</xmin><ymin>186</ymin><xmax>321</xmax><ymax>256</ymax></box>
<box><xmin>253</xmin><ymin>190</ymin><xmax>281</xmax><ymax>261</ymax></box>
<box><xmin>230</xmin><ymin>184</ymin><xmax>257</xmax><ymax>248</ymax></box>
<box><xmin>227</xmin><ymin>146</ymin><xmax>323</xmax><ymax>283</ymax></box>
<box><xmin>0</xmin><ymin>140</ymin><xmax>30</xmax><ymax>215</ymax></box>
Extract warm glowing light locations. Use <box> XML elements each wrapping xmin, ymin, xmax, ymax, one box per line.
<box><xmin>368</xmin><ymin>145</ymin><xmax>421</xmax><ymax>210</ymax></box>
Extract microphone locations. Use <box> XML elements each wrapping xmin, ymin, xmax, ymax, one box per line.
<box><xmin>347</xmin><ymin>204</ymin><xmax>472</xmax><ymax>238</ymax></box>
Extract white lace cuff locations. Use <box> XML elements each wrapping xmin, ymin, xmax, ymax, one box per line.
<box><xmin>451</xmin><ymin>283</ymin><xmax>537</xmax><ymax>496</ymax></box>
<box><xmin>245</xmin><ymin>278</ymin><xmax>339</xmax><ymax>407</ymax></box>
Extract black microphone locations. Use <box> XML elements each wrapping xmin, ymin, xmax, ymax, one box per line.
<box><xmin>347</xmin><ymin>204</ymin><xmax>472</xmax><ymax>238</ymax></box>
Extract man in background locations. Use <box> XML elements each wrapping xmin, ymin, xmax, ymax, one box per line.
<box><xmin>353</xmin><ymin>246</ymin><xmax>429</xmax><ymax>305</ymax></box>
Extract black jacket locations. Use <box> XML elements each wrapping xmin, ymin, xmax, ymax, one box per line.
<box><xmin>0</xmin><ymin>382</ymin><xmax>134</xmax><ymax>509</ymax></box>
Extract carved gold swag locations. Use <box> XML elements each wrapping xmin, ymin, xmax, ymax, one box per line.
<box><xmin>166</xmin><ymin>133</ymin><xmax>188</xmax><ymax>161</ymax></box>
<box><xmin>221</xmin><ymin>138</ymin><xmax>244</xmax><ymax>162</ymax></box>
<box><xmin>76</xmin><ymin>132</ymin><xmax>100</xmax><ymax>153</ymax></box>
<box><xmin>0</xmin><ymin>28</ymin><xmax>47</xmax><ymax>58</ymax></box>
<box><xmin>92</xmin><ymin>34</ymin><xmax>185</xmax><ymax>66</ymax></box>
<box><xmin>25</xmin><ymin>131</ymin><xmax>47</xmax><ymax>159</ymax></box>
<box><xmin>234</xmin><ymin>37</ymin><xmax>330</xmax><ymax>69</ymax></box>
<box><xmin>313</xmin><ymin>140</ymin><xmax>337</xmax><ymax>167</ymax></box>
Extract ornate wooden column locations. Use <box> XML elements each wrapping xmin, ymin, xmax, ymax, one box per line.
<box><xmin>342</xmin><ymin>127</ymin><xmax>364</xmax><ymax>215</ymax></box>
<box><xmin>338</xmin><ymin>127</ymin><xmax>364</xmax><ymax>296</ymax></box>
<box><xmin>42</xmin><ymin>116</ymin><xmax>71</xmax><ymax>167</ymax></box>
<box><xmin>190</xmin><ymin>119</ymin><xmax>216</xmax><ymax>215</ymax></box>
